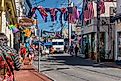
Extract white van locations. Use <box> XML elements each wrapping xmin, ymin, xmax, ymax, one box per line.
<box><xmin>52</xmin><ymin>39</ymin><xmax>64</xmax><ymax>53</ymax></box>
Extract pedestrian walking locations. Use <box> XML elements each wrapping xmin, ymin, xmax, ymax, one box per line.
<box><xmin>85</xmin><ymin>43</ymin><xmax>89</xmax><ymax>59</ymax></box>
<box><xmin>50</xmin><ymin>46</ymin><xmax>54</xmax><ymax>55</ymax></box>
<box><xmin>74</xmin><ymin>44</ymin><xmax>79</xmax><ymax>57</ymax></box>
<box><xmin>40</xmin><ymin>46</ymin><xmax>43</xmax><ymax>57</ymax></box>
<box><xmin>64</xmin><ymin>45</ymin><xmax>67</xmax><ymax>53</ymax></box>
<box><xmin>28</xmin><ymin>45</ymin><xmax>35</xmax><ymax>65</ymax></box>
<box><xmin>69</xmin><ymin>45</ymin><xmax>74</xmax><ymax>56</ymax></box>
<box><xmin>20</xmin><ymin>43</ymin><xmax>27</xmax><ymax>65</ymax></box>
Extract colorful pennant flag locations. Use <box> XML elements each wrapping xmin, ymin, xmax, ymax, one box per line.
<box><xmin>8</xmin><ymin>25</ymin><xmax>16</xmax><ymax>30</ymax></box>
<box><xmin>38</xmin><ymin>6</ymin><xmax>48</xmax><ymax>22</ymax></box>
<box><xmin>84</xmin><ymin>1</ymin><xmax>94</xmax><ymax>22</ymax></box>
<box><xmin>99</xmin><ymin>0</ymin><xmax>105</xmax><ymax>14</ymax></box>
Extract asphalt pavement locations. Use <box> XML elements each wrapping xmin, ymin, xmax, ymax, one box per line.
<box><xmin>33</xmin><ymin>53</ymin><xmax>121</xmax><ymax>81</ymax></box>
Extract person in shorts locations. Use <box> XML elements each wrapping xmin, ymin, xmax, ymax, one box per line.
<box><xmin>28</xmin><ymin>45</ymin><xmax>35</xmax><ymax>65</ymax></box>
<box><xmin>20</xmin><ymin>43</ymin><xmax>27</xmax><ymax>64</ymax></box>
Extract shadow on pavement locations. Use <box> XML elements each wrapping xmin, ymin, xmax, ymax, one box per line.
<box><xmin>45</xmin><ymin>54</ymin><xmax>120</xmax><ymax>68</ymax></box>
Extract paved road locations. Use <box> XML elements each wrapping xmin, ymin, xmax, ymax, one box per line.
<box><xmin>33</xmin><ymin>53</ymin><xmax>121</xmax><ymax>81</ymax></box>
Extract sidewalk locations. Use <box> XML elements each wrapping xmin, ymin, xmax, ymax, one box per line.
<box><xmin>101</xmin><ymin>62</ymin><xmax>121</xmax><ymax>69</ymax></box>
<box><xmin>78</xmin><ymin>53</ymin><xmax>121</xmax><ymax>68</ymax></box>
<box><xmin>14</xmin><ymin>64</ymin><xmax>53</xmax><ymax>81</ymax></box>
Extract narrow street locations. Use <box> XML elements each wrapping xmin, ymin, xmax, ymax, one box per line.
<box><xmin>34</xmin><ymin>54</ymin><xmax>121</xmax><ymax>81</ymax></box>
<box><xmin>1</xmin><ymin>0</ymin><xmax>121</xmax><ymax>81</ymax></box>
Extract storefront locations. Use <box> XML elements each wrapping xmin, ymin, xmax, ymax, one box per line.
<box><xmin>82</xmin><ymin>34</ymin><xmax>90</xmax><ymax>58</ymax></box>
<box><xmin>115</xmin><ymin>20</ymin><xmax>121</xmax><ymax>61</ymax></box>
<box><xmin>82</xmin><ymin>32</ymin><xmax>106</xmax><ymax>60</ymax></box>
<box><xmin>115</xmin><ymin>30</ymin><xmax>121</xmax><ymax>61</ymax></box>
<box><xmin>100</xmin><ymin>32</ymin><xmax>106</xmax><ymax>61</ymax></box>
<box><xmin>117</xmin><ymin>32</ymin><xmax>121</xmax><ymax>60</ymax></box>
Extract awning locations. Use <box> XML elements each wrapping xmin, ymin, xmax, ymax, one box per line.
<box><xmin>19</xmin><ymin>17</ymin><xmax>34</xmax><ymax>27</ymax></box>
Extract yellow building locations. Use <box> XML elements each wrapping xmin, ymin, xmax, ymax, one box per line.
<box><xmin>0</xmin><ymin>0</ymin><xmax>17</xmax><ymax>47</ymax></box>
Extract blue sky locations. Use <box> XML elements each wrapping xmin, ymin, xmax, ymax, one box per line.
<box><xmin>31</xmin><ymin>0</ymin><xmax>68</xmax><ymax>32</ymax></box>
<box><xmin>30</xmin><ymin>0</ymin><xmax>83</xmax><ymax>32</ymax></box>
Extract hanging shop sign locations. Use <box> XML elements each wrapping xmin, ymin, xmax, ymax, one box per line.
<box><xmin>19</xmin><ymin>17</ymin><xmax>34</xmax><ymax>27</ymax></box>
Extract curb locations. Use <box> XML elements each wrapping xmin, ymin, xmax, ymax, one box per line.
<box><xmin>102</xmin><ymin>63</ymin><xmax>121</xmax><ymax>69</ymax></box>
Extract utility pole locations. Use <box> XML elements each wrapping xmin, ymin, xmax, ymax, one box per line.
<box><xmin>35</xmin><ymin>14</ymin><xmax>41</xmax><ymax>72</ymax></box>
<box><xmin>38</xmin><ymin>27</ymin><xmax>41</xmax><ymax>72</ymax></box>
<box><xmin>68</xmin><ymin>0</ymin><xmax>71</xmax><ymax>46</ymax></box>
<box><xmin>96</xmin><ymin>0</ymin><xmax>101</xmax><ymax>63</ymax></box>
<box><xmin>68</xmin><ymin>0</ymin><xmax>73</xmax><ymax>47</ymax></box>
<box><xmin>81</xmin><ymin>0</ymin><xmax>85</xmax><ymax>54</ymax></box>
<box><xmin>34</xmin><ymin>3</ymin><xmax>41</xmax><ymax>72</ymax></box>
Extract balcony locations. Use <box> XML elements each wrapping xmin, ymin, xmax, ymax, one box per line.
<box><xmin>82</xmin><ymin>17</ymin><xmax>110</xmax><ymax>34</ymax></box>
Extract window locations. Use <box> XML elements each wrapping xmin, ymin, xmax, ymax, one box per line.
<box><xmin>52</xmin><ymin>42</ymin><xmax>57</xmax><ymax>45</ymax></box>
<box><xmin>110</xmin><ymin>7</ymin><xmax>116</xmax><ymax>16</ymax></box>
<box><xmin>58</xmin><ymin>42</ymin><xmax>64</xmax><ymax>45</ymax></box>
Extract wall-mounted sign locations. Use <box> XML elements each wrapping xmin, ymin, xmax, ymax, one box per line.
<box><xmin>19</xmin><ymin>17</ymin><xmax>34</xmax><ymax>27</ymax></box>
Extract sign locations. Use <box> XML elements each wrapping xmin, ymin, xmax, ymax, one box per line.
<box><xmin>19</xmin><ymin>17</ymin><xmax>34</xmax><ymax>27</ymax></box>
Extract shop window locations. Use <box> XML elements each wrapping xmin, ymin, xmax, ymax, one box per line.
<box><xmin>118</xmin><ymin>33</ymin><xmax>121</xmax><ymax>57</ymax></box>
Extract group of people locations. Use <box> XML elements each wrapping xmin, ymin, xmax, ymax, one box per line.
<box><xmin>19</xmin><ymin>43</ymin><xmax>37</xmax><ymax>65</ymax></box>
<box><xmin>69</xmin><ymin>44</ymin><xmax>79</xmax><ymax>57</ymax></box>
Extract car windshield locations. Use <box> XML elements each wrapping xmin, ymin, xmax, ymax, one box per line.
<box><xmin>58</xmin><ymin>42</ymin><xmax>64</xmax><ymax>45</ymax></box>
<box><xmin>52</xmin><ymin>42</ymin><xmax>63</xmax><ymax>45</ymax></box>
<box><xmin>52</xmin><ymin>42</ymin><xmax>58</xmax><ymax>45</ymax></box>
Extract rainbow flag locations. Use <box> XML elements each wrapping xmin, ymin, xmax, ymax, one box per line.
<box><xmin>8</xmin><ymin>25</ymin><xmax>19</xmax><ymax>33</ymax></box>
<box><xmin>8</xmin><ymin>25</ymin><xmax>16</xmax><ymax>30</ymax></box>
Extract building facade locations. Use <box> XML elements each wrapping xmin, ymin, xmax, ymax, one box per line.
<box><xmin>80</xmin><ymin>0</ymin><xmax>116</xmax><ymax>61</ymax></box>
<box><xmin>114</xmin><ymin>0</ymin><xmax>121</xmax><ymax>61</ymax></box>
<box><xmin>0</xmin><ymin>0</ymin><xmax>18</xmax><ymax>47</ymax></box>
